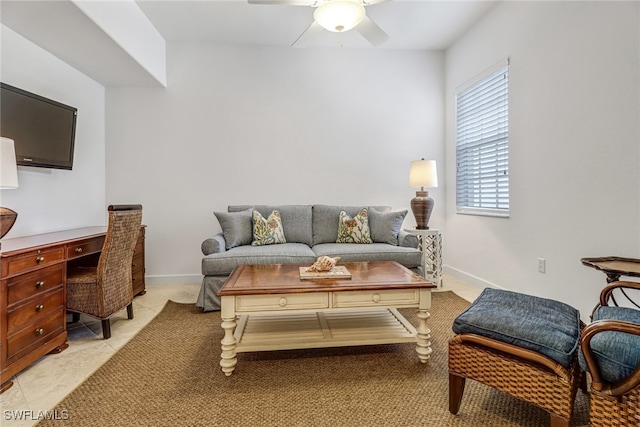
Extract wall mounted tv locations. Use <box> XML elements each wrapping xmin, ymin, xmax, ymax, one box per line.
<box><xmin>1</xmin><ymin>83</ymin><xmax>77</xmax><ymax>170</ymax></box>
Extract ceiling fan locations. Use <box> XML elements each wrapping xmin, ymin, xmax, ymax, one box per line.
<box><xmin>248</xmin><ymin>0</ymin><xmax>390</xmax><ymax>47</ymax></box>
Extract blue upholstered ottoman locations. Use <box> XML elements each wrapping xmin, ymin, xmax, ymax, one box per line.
<box><xmin>449</xmin><ymin>288</ymin><xmax>583</xmax><ymax>427</ymax></box>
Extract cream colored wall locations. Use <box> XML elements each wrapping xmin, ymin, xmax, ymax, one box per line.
<box><xmin>443</xmin><ymin>1</ymin><xmax>640</xmax><ymax>318</ymax></box>
<box><xmin>106</xmin><ymin>45</ymin><xmax>445</xmax><ymax>283</ymax></box>
<box><xmin>0</xmin><ymin>25</ymin><xmax>106</xmax><ymax>237</ymax></box>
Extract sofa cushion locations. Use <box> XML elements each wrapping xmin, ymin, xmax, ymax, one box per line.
<box><xmin>252</xmin><ymin>210</ymin><xmax>286</xmax><ymax>246</ymax></box>
<box><xmin>214</xmin><ymin>209</ymin><xmax>253</xmax><ymax>249</ymax></box>
<box><xmin>369</xmin><ymin>208</ymin><xmax>407</xmax><ymax>246</ymax></box>
<box><xmin>337</xmin><ymin>209</ymin><xmax>373</xmax><ymax>244</ymax></box>
<box><xmin>312</xmin><ymin>243</ymin><xmax>421</xmax><ymax>269</ymax></box>
<box><xmin>313</xmin><ymin>205</ymin><xmax>391</xmax><ymax>245</ymax></box>
<box><xmin>453</xmin><ymin>288</ymin><xmax>581</xmax><ymax>368</ymax></box>
<box><xmin>202</xmin><ymin>243</ymin><xmax>317</xmax><ymax>276</ymax></box>
<box><xmin>229</xmin><ymin>205</ymin><xmax>313</xmax><ymax>246</ymax></box>
<box><xmin>578</xmin><ymin>306</ymin><xmax>640</xmax><ymax>384</ymax></box>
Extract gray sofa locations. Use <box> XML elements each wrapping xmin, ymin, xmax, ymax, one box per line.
<box><xmin>197</xmin><ymin>204</ymin><xmax>422</xmax><ymax>311</ymax></box>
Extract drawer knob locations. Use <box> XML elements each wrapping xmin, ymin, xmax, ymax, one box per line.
<box><xmin>75</xmin><ymin>247</ymin><xmax>83</xmax><ymax>254</ymax></box>
<box><xmin>35</xmin><ymin>328</ymin><xmax>44</xmax><ymax>336</ymax></box>
<box><xmin>35</xmin><ymin>281</ymin><xmax>45</xmax><ymax>289</ymax></box>
<box><xmin>35</xmin><ymin>304</ymin><xmax>44</xmax><ymax>312</ymax></box>
<box><xmin>372</xmin><ymin>294</ymin><xmax>381</xmax><ymax>303</ymax></box>
<box><xmin>278</xmin><ymin>297</ymin><xmax>287</xmax><ymax>307</ymax></box>
<box><xmin>36</xmin><ymin>256</ymin><xmax>45</xmax><ymax>264</ymax></box>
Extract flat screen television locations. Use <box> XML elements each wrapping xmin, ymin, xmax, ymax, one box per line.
<box><xmin>1</xmin><ymin>83</ymin><xmax>77</xmax><ymax>170</ymax></box>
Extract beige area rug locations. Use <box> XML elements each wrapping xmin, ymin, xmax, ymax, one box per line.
<box><xmin>38</xmin><ymin>292</ymin><xmax>589</xmax><ymax>427</ymax></box>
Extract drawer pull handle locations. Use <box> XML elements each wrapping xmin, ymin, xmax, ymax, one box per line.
<box><xmin>75</xmin><ymin>247</ymin><xmax>83</xmax><ymax>254</ymax></box>
<box><xmin>36</xmin><ymin>256</ymin><xmax>45</xmax><ymax>264</ymax></box>
<box><xmin>35</xmin><ymin>304</ymin><xmax>44</xmax><ymax>312</ymax></box>
<box><xmin>372</xmin><ymin>294</ymin><xmax>381</xmax><ymax>303</ymax></box>
<box><xmin>35</xmin><ymin>328</ymin><xmax>44</xmax><ymax>336</ymax></box>
<box><xmin>278</xmin><ymin>297</ymin><xmax>287</xmax><ymax>307</ymax></box>
<box><xmin>35</xmin><ymin>281</ymin><xmax>45</xmax><ymax>289</ymax></box>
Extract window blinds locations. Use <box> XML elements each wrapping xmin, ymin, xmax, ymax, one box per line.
<box><xmin>456</xmin><ymin>64</ymin><xmax>509</xmax><ymax>215</ymax></box>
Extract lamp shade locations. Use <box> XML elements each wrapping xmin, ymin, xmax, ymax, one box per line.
<box><xmin>409</xmin><ymin>159</ymin><xmax>438</xmax><ymax>189</ymax></box>
<box><xmin>0</xmin><ymin>137</ymin><xmax>19</xmax><ymax>189</ymax></box>
<box><xmin>314</xmin><ymin>1</ymin><xmax>366</xmax><ymax>33</ymax></box>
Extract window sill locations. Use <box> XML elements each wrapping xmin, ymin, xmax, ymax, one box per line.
<box><xmin>456</xmin><ymin>207</ymin><xmax>509</xmax><ymax>218</ymax></box>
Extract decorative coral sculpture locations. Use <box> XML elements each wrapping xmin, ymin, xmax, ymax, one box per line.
<box><xmin>306</xmin><ymin>256</ymin><xmax>340</xmax><ymax>272</ymax></box>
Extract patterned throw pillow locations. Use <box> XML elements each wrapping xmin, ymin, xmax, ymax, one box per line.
<box><xmin>336</xmin><ymin>209</ymin><xmax>373</xmax><ymax>244</ymax></box>
<box><xmin>252</xmin><ymin>210</ymin><xmax>286</xmax><ymax>246</ymax></box>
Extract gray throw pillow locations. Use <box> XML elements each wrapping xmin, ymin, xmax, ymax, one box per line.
<box><xmin>369</xmin><ymin>208</ymin><xmax>407</xmax><ymax>246</ymax></box>
<box><xmin>214</xmin><ymin>209</ymin><xmax>253</xmax><ymax>249</ymax></box>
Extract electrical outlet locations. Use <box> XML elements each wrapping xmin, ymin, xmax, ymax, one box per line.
<box><xmin>538</xmin><ymin>258</ymin><xmax>546</xmax><ymax>273</ymax></box>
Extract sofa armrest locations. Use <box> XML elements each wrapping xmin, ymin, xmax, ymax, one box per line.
<box><xmin>399</xmin><ymin>231</ymin><xmax>419</xmax><ymax>249</ymax></box>
<box><xmin>202</xmin><ymin>233</ymin><xmax>226</xmax><ymax>255</ymax></box>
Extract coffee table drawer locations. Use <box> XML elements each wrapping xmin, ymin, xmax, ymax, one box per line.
<box><xmin>235</xmin><ymin>293</ymin><xmax>329</xmax><ymax>312</ymax></box>
<box><xmin>332</xmin><ymin>289</ymin><xmax>420</xmax><ymax>308</ymax></box>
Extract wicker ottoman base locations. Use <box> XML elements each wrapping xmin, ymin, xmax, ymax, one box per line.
<box><xmin>449</xmin><ymin>334</ymin><xmax>581</xmax><ymax>427</ymax></box>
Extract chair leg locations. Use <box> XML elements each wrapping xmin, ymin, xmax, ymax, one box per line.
<box><xmin>549</xmin><ymin>413</ymin><xmax>570</xmax><ymax>427</ymax></box>
<box><xmin>71</xmin><ymin>312</ymin><xmax>80</xmax><ymax>323</ymax></box>
<box><xmin>101</xmin><ymin>319</ymin><xmax>111</xmax><ymax>340</ymax></box>
<box><xmin>126</xmin><ymin>302</ymin><xmax>134</xmax><ymax>320</ymax></box>
<box><xmin>449</xmin><ymin>373</ymin><xmax>466</xmax><ymax>415</ymax></box>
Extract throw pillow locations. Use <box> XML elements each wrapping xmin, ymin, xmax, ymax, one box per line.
<box><xmin>214</xmin><ymin>209</ymin><xmax>253</xmax><ymax>249</ymax></box>
<box><xmin>369</xmin><ymin>208</ymin><xmax>408</xmax><ymax>246</ymax></box>
<box><xmin>252</xmin><ymin>210</ymin><xmax>287</xmax><ymax>246</ymax></box>
<box><xmin>336</xmin><ymin>209</ymin><xmax>373</xmax><ymax>244</ymax></box>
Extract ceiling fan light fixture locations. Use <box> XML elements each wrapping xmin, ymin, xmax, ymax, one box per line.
<box><xmin>314</xmin><ymin>1</ymin><xmax>366</xmax><ymax>33</ymax></box>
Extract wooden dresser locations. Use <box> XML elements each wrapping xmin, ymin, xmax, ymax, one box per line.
<box><xmin>0</xmin><ymin>226</ymin><xmax>146</xmax><ymax>393</ymax></box>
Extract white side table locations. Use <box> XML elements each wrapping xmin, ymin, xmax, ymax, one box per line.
<box><xmin>404</xmin><ymin>228</ymin><xmax>442</xmax><ymax>287</ymax></box>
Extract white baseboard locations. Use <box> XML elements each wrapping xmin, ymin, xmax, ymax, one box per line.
<box><xmin>443</xmin><ymin>265</ymin><xmax>505</xmax><ymax>291</ymax></box>
<box><xmin>145</xmin><ymin>274</ymin><xmax>202</xmax><ymax>286</ymax></box>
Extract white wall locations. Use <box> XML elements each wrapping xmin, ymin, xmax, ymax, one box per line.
<box><xmin>106</xmin><ymin>45</ymin><xmax>444</xmax><ymax>284</ymax></box>
<box><xmin>0</xmin><ymin>25</ymin><xmax>106</xmax><ymax>237</ymax></box>
<box><xmin>444</xmin><ymin>1</ymin><xmax>640</xmax><ymax>318</ymax></box>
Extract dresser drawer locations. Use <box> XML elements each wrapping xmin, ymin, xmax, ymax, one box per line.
<box><xmin>7</xmin><ymin>264</ymin><xmax>64</xmax><ymax>306</ymax></box>
<box><xmin>133</xmin><ymin>238</ymin><xmax>144</xmax><ymax>257</ymax></box>
<box><xmin>67</xmin><ymin>236</ymin><xmax>104</xmax><ymax>260</ymax></box>
<box><xmin>131</xmin><ymin>251</ymin><xmax>144</xmax><ymax>272</ymax></box>
<box><xmin>132</xmin><ymin>266</ymin><xmax>145</xmax><ymax>295</ymax></box>
<box><xmin>6</xmin><ymin>309</ymin><xmax>65</xmax><ymax>362</ymax></box>
<box><xmin>332</xmin><ymin>289</ymin><xmax>420</xmax><ymax>308</ymax></box>
<box><xmin>7</xmin><ymin>288</ymin><xmax>64</xmax><ymax>333</ymax></box>
<box><xmin>235</xmin><ymin>292</ymin><xmax>329</xmax><ymax>312</ymax></box>
<box><xmin>5</xmin><ymin>247</ymin><xmax>64</xmax><ymax>277</ymax></box>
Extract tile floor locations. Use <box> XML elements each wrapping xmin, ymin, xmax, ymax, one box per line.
<box><xmin>0</xmin><ymin>276</ymin><xmax>481</xmax><ymax>427</ymax></box>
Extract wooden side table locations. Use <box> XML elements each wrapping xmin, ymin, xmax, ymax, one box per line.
<box><xmin>581</xmin><ymin>256</ymin><xmax>640</xmax><ymax>283</ymax></box>
<box><xmin>404</xmin><ymin>228</ymin><xmax>442</xmax><ymax>287</ymax></box>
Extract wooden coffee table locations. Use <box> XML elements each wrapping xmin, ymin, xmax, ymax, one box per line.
<box><xmin>216</xmin><ymin>261</ymin><xmax>437</xmax><ymax>376</ymax></box>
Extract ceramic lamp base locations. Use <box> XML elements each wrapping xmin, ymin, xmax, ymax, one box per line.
<box><xmin>0</xmin><ymin>207</ymin><xmax>18</xmax><ymax>240</ymax></box>
<box><xmin>410</xmin><ymin>191</ymin><xmax>434</xmax><ymax>230</ymax></box>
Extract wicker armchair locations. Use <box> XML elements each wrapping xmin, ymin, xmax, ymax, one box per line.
<box><xmin>66</xmin><ymin>205</ymin><xmax>142</xmax><ymax>339</ymax></box>
<box><xmin>579</xmin><ymin>281</ymin><xmax>640</xmax><ymax>427</ymax></box>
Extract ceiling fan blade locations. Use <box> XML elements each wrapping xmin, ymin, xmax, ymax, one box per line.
<box><xmin>248</xmin><ymin>0</ymin><xmax>316</xmax><ymax>5</ymax></box>
<box><xmin>356</xmin><ymin>15</ymin><xmax>389</xmax><ymax>46</ymax></box>
<box><xmin>292</xmin><ymin>20</ymin><xmax>323</xmax><ymax>47</ymax></box>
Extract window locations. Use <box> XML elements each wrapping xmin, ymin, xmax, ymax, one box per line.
<box><xmin>456</xmin><ymin>61</ymin><xmax>509</xmax><ymax>217</ymax></box>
